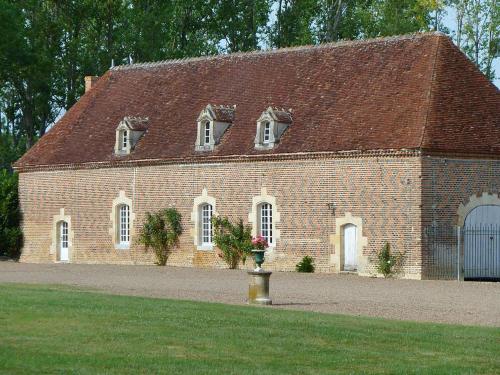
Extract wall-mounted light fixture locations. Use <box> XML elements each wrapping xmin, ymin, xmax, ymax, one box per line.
<box><xmin>327</xmin><ymin>202</ymin><xmax>336</xmax><ymax>215</ymax></box>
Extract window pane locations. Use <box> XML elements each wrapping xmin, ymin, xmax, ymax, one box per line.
<box><xmin>263</xmin><ymin>122</ymin><xmax>270</xmax><ymax>143</ymax></box>
<box><xmin>204</xmin><ymin>122</ymin><xmax>210</xmax><ymax>145</ymax></box>
<box><xmin>260</xmin><ymin>203</ymin><xmax>273</xmax><ymax>244</ymax></box>
<box><xmin>201</xmin><ymin>204</ymin><xmax>213</xmax><ymax>244</ymax></box>
<box><xmin>119</xmin><ymin>205</ymin><xmax>130</xmax><ymax>244</ymax></box>
<box><xmin>61</xmin><ymin>222</ymin><xmax>68</xmax><ymax>248</ymax></box>
<box><xmin>122</xmin><ymin>130</ymin><xmax>128</xmax><ymax>148</ymax></box>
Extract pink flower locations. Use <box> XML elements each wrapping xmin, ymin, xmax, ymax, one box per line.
<box><xmin>252</xmin><ymin>236</ymin><xmax>268</xmax><ymax>249</ymax></box>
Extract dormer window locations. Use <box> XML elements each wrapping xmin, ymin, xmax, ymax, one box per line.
<box><xmin>204</xmin><ymin>121</ymin><xmax>211</xmax><ymax>145</ymax></box>
<box><xmin>196</xmin><ymin>104</ymin><xmax>235</xmax><ymax>151</ymax></box>
<box><xmin>255</xmin><ymin>107</ymin><xmax>292</xmax><ymax>150</ymax></box>
<box><xmin>114</xmin><ymin>116</ymin><xmax>149</xmax><ymax>156</ymax></box>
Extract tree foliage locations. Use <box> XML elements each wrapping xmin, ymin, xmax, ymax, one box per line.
<box><xmin>448</xmin><ymin>0</ymin><xmax>499</xmax><ymax>81</ymax></box>
<box><xmin>212</xmin><ymin>216</ymin><xmax>253</xmax><ymax>269</ymax></box>
<box><xmin>137</xmin><ymin>208</ymin><xmax>182</xmax><ymax>266</ymax></box>
<box><xmin>0</xmin><ymin>170</ymin><xmax>22</xmax><ymax>259</ymax></box>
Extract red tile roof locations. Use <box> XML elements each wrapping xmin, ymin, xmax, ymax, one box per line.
<box><xmin>209</xmin><ymin>105</ymin><xmax>236</xmax><ymax>123</ymax></box>
<box><xmin>121</xmin><ymin>116</ymin><xmax>149</xmax><ymax>131</ymax></box>
<box><xmin>15</xmin><ymin>33</ymin><xmax>500</xmax><ymax>170</ymax></box>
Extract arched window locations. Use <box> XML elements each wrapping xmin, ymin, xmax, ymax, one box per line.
<box><xmin>195</xmin><ymin>105</ymin><xmax>234</xmax><ymax>151</ymax></box>
<box><xmin>200</xmin><ymin>203</ymin><xmax>213</xmax><ymax>245</ymax></box>
<box><xmin>259</xmin><ymin>203</ymin><xmax>273</xmax><ymax>245</ymax></box>
<box><xmin>119</xmin><ymin>204</ymin><xmax>130</xmax><ymax>246</ymax></box>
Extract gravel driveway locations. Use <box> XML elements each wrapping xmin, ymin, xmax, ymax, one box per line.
<box><xmin>1</xmin><ymin>262</ymin><xmax>499</xmax><ymax>327</ymax></box>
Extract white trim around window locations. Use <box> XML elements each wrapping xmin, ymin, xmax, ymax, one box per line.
<box><xmin>50</xmin><ymin>208</ymin><xmax>74</xmax><ymax>263</ymax></box>
<box><xmin>109</xmin><ymin>191</ymin><xmax>135</xmax><ymax>250</ymax></box>
<box><xmin>248</xmin><ymin>187</ymin><xmax>280</xmax><ymax>250</ymax></box>
<box><xmin>191</xmin><ymin>188</ymin><xmax>217</xmax><ymax>251</ymax></box>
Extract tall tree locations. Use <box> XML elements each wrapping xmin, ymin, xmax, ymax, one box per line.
<box><xmin>449</xmin><ymin>0</ymin><xmax>499</xmax><ymax>80</ymax></box>
<box><xmin>270</xmin><ymin>0</ymin><xmax>318</xmax><ymax>47</ymax></box>
<box><xmin>0</xmin><ymin>0</ymin><xmax>61</xmax><ymax>147</ymax></box>
<box><xmin>211</xmin><ymin>0</ymin><xmax>271</xmax><ymax>52</ymax></box>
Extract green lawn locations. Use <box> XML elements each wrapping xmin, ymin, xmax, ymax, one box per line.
<box><xmin>0</xmin><ymin>284</ymin><xmax>498</xmax><ymax>374</ymax></box>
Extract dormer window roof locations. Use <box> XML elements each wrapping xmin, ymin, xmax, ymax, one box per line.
<box><xmin>115</xmin><ymin>116</ymin><xmax>149</xmax><ymax>156</ymax></box>
<box><xmin>195</xmin><ymin>104</ymin><xmax>235</xmax><ymax>151</ymax></box>
<box><xmin>255</xmin><ymin>107</ymin><xmax>292</xmax><ymax>150</ymax></box>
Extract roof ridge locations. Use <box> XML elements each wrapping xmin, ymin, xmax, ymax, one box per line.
<box><xmin>419</xmin><ymin>33</ymin><xmax>443</xmax><ymax>149</ymax></box>
<box><xmin>111</xmin><ymin>32</ymin><xmax>448</xmax><ymax>72</ymax></box>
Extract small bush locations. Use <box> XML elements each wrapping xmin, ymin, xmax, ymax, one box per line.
<box><xmin>377</xmin><ymin>242</ymin><xmax>397</xmax><ymax>278</ymax></box>
<box><xmin>212</xmin><ymin>216</ymin><xmax>253</xmax><ymax>269</ymax></box>
<box><xmin>296</xmin><ymin>256</ymin><xmax>315</xmax><ymax>273</ymax></box>
<box><xmin>137</xmin><ymin>208</ymin><xmax>182</xmax><ymax>266</ymax></box>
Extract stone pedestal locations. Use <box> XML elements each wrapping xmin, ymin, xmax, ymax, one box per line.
<box><xmin>248</xmin><ymin>270</ymin><xmax>272</xmax><ymax>305</ymax></box>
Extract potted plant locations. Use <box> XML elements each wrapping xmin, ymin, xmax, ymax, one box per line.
<box><xmin>251</xmin><ymin>235</ymin><xmax>268</xmax><ymax>271</ymax></box>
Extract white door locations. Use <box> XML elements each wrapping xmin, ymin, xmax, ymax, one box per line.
<box><xmin>60</xmin><ymin>221</ymin><xmax>69</xmax><ymax>262</ymax></box>
<box><xmin>464</xmin><ymin>205</ymin><xmax>500</xmax><ymax>279</ymax></box>
<box><xmin>343</xmin><ymin>224</ymin><xmax>358</xmax><ymax>271</ymax></box>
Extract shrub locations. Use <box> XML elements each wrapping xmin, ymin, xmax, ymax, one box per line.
<box><xmin>137</xmin><ymin>208</ymin><xmax>182</xmax><ymax>266</ymax></box>
<box><xmin>296</xmin><ymin>256</ymin><xmax>315</xmax><ymax>273</ymax></box>
<box><xmin>377</xmin><ymin>242</ymin><xmax>397</xmax><ymax>278</ymax></box>
<box><xmin>0</xmin><ymin>170</ymin><xmax>23</xmax><ymax>259</ymax></box>
<box><xmin>212</xmin><ymin>216</ymin><xmax>253</xmax><ymax>269</ymax></box>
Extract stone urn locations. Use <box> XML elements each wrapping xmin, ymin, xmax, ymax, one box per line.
<box><xmin>252</xmin><ymin>249</ymin><xmax>266</xmax><ymax>271</ymax></box>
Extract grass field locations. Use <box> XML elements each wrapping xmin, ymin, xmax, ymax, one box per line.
<box><xmin>0</xmin><ymin>284</ymin><xmax>499</xmax><ymax>374</ymax></box>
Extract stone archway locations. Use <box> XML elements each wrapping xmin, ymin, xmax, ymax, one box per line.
<box><xmin>457</xmin><ymin>193</ymin><xmax>500</xmax><ymax>280</ymax></box>
<box><xmin>457</xmin><ymin>192</ymin><xmax>500</xmax><ymax>227</ymax></box>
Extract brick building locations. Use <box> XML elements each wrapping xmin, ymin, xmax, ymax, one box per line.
<box><xmin>14</xmin><ymin>33</ymin><xmax>500</xmax><ymax>279</ymax></box>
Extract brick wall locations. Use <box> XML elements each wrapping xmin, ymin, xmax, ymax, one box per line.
<box><xmin>422</xmin><ymin>156</ymin><xmax>500</xmax><ymax>227</ymax></box>
<box><xmin>421</xmin><ymin>156</ymin><xmax>500</xmax><ymax>278</ymax></box>
<box><xmin>19</xmin><ymin>155</ymin><xmax>423</xmax><ymax>277</ymax></box>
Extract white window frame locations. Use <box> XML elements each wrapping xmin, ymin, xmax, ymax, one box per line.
<box><xmin>201</xmin><ymin>203</ymin><xmax>213</xmax><ymax>245</ymax></box>
<box><xmin>60</xmin><ymin>221</ymin><xmax>69</xmax><ymax>250</ymax></box>
<box><xmin>50</xmin><ymin>208</ymin><xmax>73</xmax><ymax>261</ymax></box>
<box><xmin>122</xmin><ymin>130</ymin><xmax>128</xmax><ymax>150</ymax></box>
<box><xmin>191</xmin><ymin>188</ymin><xmax>217</xmax><ymax>251</ymax></box>
<box><xmin>263</xmin><ymin>122</ymin><xmax>271</xmax><ymax>144</ymax></box>
<box><xmin>119</xmin><ymin>204</ymin><xmax>130</xmax><ymax>246</ymax></box>
<box><xmin>204</xmin><ymin>122</ymin><xmax>211</xmax><ymax>145</ymax></box>
<box><xmin>248</xmin><ymin>188</ymin><xmax>280</xmax><ymax>250</ymax></box>
<box><xmin>259</xmin><ymin>203</ymin><xmax>273</xmax><ymax>246</ymax></box>
<box><xmin>110</xmin><ymin>191</ymin><xmax>135</xmax><ymax>250</ymax></box>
